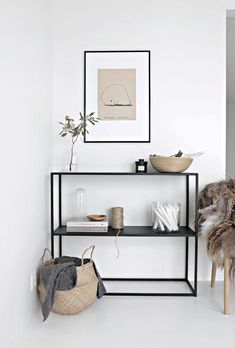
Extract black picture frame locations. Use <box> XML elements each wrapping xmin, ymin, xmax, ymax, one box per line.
<box><xmin>84</xmin><ymin>50</ymin><xmax>151</xmax><ymax>143</ymax></box>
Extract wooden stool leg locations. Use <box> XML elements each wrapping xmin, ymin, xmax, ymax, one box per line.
<box><xmin>224</xmin><ymin>255</ymin><xmax>230</xmax><ymax>315</ymax></box>
<box><xmin>211</xmin><ymin>261</ymin><xmax>217</xmax><ymax>288</ymax></box>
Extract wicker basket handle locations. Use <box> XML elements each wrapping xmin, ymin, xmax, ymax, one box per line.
<box><xmin>81</xmin><ymin>245</ymin><xmax>95</xmax><ymax>265</ymax></box>
<box><xmin>40</xmin><ymin>248</ymin><xmax>53</xmax><ymax>265</ymax></box>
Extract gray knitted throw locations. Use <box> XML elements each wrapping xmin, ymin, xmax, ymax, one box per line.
<box><xmin>40</xmin><ymin>262</ymin><xmax>76</xmax><ymax>321</ymax></box>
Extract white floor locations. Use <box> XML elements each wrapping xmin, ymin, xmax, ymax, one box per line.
<box><xmin>12</xmin><ymin>282</ymin><xmax>235</xmax><ymax>348</ymax></box>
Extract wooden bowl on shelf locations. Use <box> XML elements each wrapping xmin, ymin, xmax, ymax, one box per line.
<box><xmin>87</xmin><ymin>214</ymin><xmax>106</xmax><ymax>221</ymax></box>
<box><xmin>149</xmin><ymin>156</ymin><xmax>193</xmax><ymax>173</ymax></box>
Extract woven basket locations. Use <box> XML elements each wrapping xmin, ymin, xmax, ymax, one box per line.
<box><xmin>38</xmin><ymin>246</ymin><xmax>98</xmax><ymax>315</ymax></box>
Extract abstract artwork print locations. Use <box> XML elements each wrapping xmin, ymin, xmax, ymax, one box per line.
<box><xmin>98</xmin><ymin>68</ymin><xmax>136</xmax><ymax>120</ymax></box>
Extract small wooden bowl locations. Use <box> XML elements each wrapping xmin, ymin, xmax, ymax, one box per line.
<box><xmin>87</xmin><ymin>214</ymin><xmax>106</xmax><ymax>221</ymax></box>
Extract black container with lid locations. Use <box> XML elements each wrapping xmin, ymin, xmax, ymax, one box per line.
<box><xmin>135</xmin><ymin>159</ymin><xmax>148</xmax><ymax>173</ymax></box>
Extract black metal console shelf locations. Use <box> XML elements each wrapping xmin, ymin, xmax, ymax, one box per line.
<box><xmin>54</xmin><ymin>225</ymin><xmax>195</xmax><ymax>237</ymax></box>
<box><xmin>51</xmin><ymin>171</ymin><xmax>198</xmax><ymax>297</ymax></box>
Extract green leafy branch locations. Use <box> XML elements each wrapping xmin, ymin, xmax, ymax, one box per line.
<box><xmin>59</xmin><ymin>112</ymin><xmax>99</xmax><ymax>170</ymax></box>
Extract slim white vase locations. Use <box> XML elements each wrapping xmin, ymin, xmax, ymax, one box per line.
<box><xmin>68</xmin><ymin>149</ymin><xmax>79</xmax><ymax>172</ymax></box>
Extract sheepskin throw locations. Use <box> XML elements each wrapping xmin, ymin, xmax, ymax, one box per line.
<box><xmin>198</xmin><ymin>178</ymin><xmax>235</xmax><ymax>275</ymax></box>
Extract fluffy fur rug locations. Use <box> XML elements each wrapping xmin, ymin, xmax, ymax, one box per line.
<box><xmin>198</xmin><ymin>178</ymin><xmax>235</xmax><ymax>275</ymax></box>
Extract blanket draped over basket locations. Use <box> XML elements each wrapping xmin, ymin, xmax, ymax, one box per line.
<box><xmin>38</xmin><ymin>245</ymin><xmax>106</xmax><ymax>320</ymax></box>
<box><xmin>198</xmin><ymin>178</ymin><xmax>235</xmax><ymax>275</ymax></box>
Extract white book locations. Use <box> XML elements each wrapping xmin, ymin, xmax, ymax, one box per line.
<box><xmin>66</xmin><ymin>226</ymin><xmax>108</xmax><ymax>233</ymax></box>
<box><xmin>67</xmin><ymin>217</ymin><xmax>108</xmax><ymax>227</ymax></box>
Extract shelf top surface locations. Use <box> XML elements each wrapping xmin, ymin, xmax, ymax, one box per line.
<box><xmin>54</xmin><ymin>226</ymin><xmax>196</xmax><ymax>237</ymax></box>
<box><xmin>51</xmin><ymin>171</ymin><xmax>198</xmax><ymax>176</ymax></box>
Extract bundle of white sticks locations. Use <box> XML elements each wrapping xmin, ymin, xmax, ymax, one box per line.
<box><xmin>152</xmin><ymin>201</ymin><xmax>180</xmax><ymax>232</ymax></box>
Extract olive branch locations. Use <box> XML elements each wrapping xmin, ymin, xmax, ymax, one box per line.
<box><xmin>59</xmin><ymin>112</ymin><xmax>98</xmax><ymax>171</ymax></box>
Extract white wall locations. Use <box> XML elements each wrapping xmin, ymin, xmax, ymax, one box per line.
<box><xmin>226</xmin><ymin>16</ymin><xmax>235</xmax><ymax>176</ymax></box>
<box><xmin>53</xmin><ymin>0</ymin><xmax>226</xmax><ymax>180</ymax></box>
<box><xmin>0</xmin><ymin>0</ymin><xmax>52</xmax><ymax>346</ymax></box>
<box><xmin>52</xmin><ymin>0</ymin><xmax>228</xmax><ymax>282</ymax></box>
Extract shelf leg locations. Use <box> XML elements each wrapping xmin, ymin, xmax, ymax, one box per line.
<box><xmin>194</xmin><ymin>236</ymin><xmax>198</xmax><ymax>296</ymax></box>
<box><xmin>59</xmin><ymin>235</ymin><xmax>62</xmax><ymax>257</ymax></box>
<box><xmin>193</xmin><ymin>174</ymin><xmax>199</xmax><ymax>296</ymax></box>
<box><xmin>50</xmin><ymin>173</ymin><xmax>54</xmax><ymax>258</ymax></box>
<box><xmin>59</xmin><ymin>174</ymin><xmax>62</xmax><ymax>227</ymax></box>
<box><xmin>186</xmin><ymin>175</ymin><xmax>189</xmax><ymax>227</ymax></box>
<box><xmin>185</xmin><ymin>236</ymin><xmax>189</xmax><ymax>280</ymax></box>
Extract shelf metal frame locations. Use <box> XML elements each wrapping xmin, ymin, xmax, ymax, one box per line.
<box><xmin>50</xmin><ymin>172</ymin><xmax>199</xmax><ymax>297</ymax></box>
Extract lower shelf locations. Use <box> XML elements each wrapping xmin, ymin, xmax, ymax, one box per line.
<box><xmin>102</xmin><ymin>278</ymin><xmax>196</xmax><ymax>296</ymax></box>
<box><xmin>53</xmin><ymin>225</ymin><xmax>196</xmax><ymax>237</ymax></box>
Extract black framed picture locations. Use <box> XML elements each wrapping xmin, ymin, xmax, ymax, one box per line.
<box><xmin>84</xmin><ymin>50</ymin><xmax>151</xmax><ymax>143</ymax></box>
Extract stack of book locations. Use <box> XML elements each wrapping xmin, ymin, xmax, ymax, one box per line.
<box><xmin>66</xmin><ymin>217</ymin><xmax>108</xmax><ymax>233</ymax></box>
